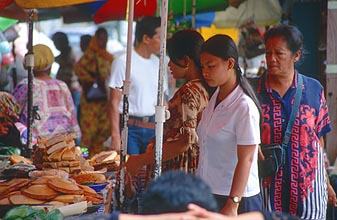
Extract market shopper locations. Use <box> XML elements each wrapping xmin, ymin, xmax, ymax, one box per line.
<box><xmin>197</xmin><ymin>34</ymin><xmax>262</xmax><ymax>216</ymax></box>
<box><xmin>0</xmin><ymin>91</ymin><xmax>32</xmax><ymax>156</ymax></box>
<box><xmin>80</xmin><ymin>34</ymin><xmax>92</xmax><ymax>53</ymax></box>
<box><xmin>52</xmin><ymin>32</ymin><xmax>82</xmax><ymax>126</ymax></box>
<box><xmin>255</xmin><ymin>24</ymin><xmax>335</xmax><ymax>220</ymax></box>
<box><xmin>108</xmin><ymin>16</ymin><xmax>161</xmax><ymax>155</ymax></box>
<box><xmin>124</xmin><ymin>30</ymin><xmax>214</xmax><ymax>176</ymax></box>
<box><xmin>13</xmin><ymin>44</ymin><xmax>81</xmax><ymax>140</ymax></box>
<box><xmin>74</xmin><ymin>27</ymin><xmax>113</xmax><ymax>157</ymax></box>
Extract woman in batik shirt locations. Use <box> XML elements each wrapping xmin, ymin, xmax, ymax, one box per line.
<box><xmin>125</xmin><ymin>30</ymin><xmax>214</xmax><ymax>176</ymax></box>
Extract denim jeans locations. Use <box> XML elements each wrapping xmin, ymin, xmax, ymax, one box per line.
<box><xmin>127</xmin><ymin>125</ymin><xmax>155</xmax><ymax>155</ymax></box>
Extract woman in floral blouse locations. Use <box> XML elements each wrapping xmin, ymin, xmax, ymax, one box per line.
<box><xmin>125</xmin><ymin>30</ymin><xmax>214</xmax><ymax>176</ymax></box>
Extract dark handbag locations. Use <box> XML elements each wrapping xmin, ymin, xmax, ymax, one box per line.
<box><xmin>83</xmin><ymin>56</ymin><xmax>108</xmax><ymax>102</ymax></box>
<box><xmin>258</xmin><ymin>144</ymin><xmax>285</xmax><ymax>178</ymax></box>
<box><xmin>84</xmin><ymin>79</ymin><xmax>107</xmax><ymax>102</ymax></box>
<box><xmin>258</xmin><ymin>74</ymin><xmax>303</xmax><ymax>178</ymax></box>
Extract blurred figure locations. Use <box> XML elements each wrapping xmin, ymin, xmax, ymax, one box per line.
<box><xmin>74</xmin><ymin>27</ymin><xmax>113</xmax><ymax>157</ymax></box>
<box><xmin>52</xmin><ymin>32</ymin><xmax>82</xmax><ymax>131</ymax></box>
<box><xmin>0</xmin><ymin>91</ymin><xmax>32</xmax><ymax>156</ymax></box>
<box><xmin>142</xmin><ymin>170</ymin><xmax>219</xmax><ymax>214</ymax></box>
<box><xmin>13</xmin><ymin>44</ymin><xmax>81</xmax><ymax>140</ymax></box>
<box><xmin>80</xmin><ymin>34</ymin><xmax>92</xmax><ymax>53</ymax></box>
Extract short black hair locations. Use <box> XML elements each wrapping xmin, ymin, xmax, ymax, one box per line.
<box><xmin>135</xmin><ymin>16</ymin><xmax>161</xmax><ymax>44</ymax></box>
<box><xmin>141</xmin><ymin>171</ymin><xmax>218</xmax><ymax>214</ymax></box>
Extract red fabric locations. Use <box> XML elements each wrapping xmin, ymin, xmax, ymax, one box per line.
<box><xmin>93</xmin><ymin>0</ymin><xmax>157</xmax><ymax>23</ymax></box>
<box><xmin>0</xmin><ymin>0</ymin><xmax>13</xmax><ymax>9</ymax></box>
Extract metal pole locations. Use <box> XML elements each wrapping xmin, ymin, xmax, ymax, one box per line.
<box><xmin>119</xmin><ymin>0</ymin><xmax>134</xmax><ymax>210</ymax></box>
<box><xmin>26</xmin><ymin>10</ymin><xmax>35</xmax><ymax>152</ymax></box>
<box><xmin>154</xmin><ymin>0</ymin><xmax>169</xmax><ymax>178</ymax></box>
<box><xmin>192</xmin><ymin>0</ymin><xmax>196</xmax><ymax>29</ymax></box>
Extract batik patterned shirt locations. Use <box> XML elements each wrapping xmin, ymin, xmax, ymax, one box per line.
<box><xmin>256</xmin><ymin>72</ymin><xmax>331</xmax><ymax>220</ymax></box>
<box><xmin>147</xmin><ymin>79</ymin><xmax>209</xmax><ymax>175</ymax></box>
<box><xmin>13</xmin><ymin>78</ymin><xmax>81</xmax><ymax>140</ymax></box>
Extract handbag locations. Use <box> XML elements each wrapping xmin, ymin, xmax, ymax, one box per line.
<box><xmin>83</xmin><ymin>56</ymin><xmax>108</xmax><ymax>102</ymax></box>
<box><xmin>258</xmin><ymin>74</ymin><xmax>303</xmax><ymax>178</ymax></box>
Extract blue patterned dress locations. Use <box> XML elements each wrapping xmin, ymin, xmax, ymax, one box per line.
<box><xmin>256</xmin><ymin>72</ymin><xmax>331</xmax><ymax>220</ymax></box>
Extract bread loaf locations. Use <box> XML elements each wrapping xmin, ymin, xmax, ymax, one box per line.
<box><xmin>71</xmin><ymin>173</ymin><xmax>106</xmax><ymax>185</ymax></box>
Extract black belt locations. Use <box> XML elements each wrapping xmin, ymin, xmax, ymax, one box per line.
<box><xmin>129</xmin><ymin>115</ymin><xmax>155</xmax><ymax>123</ymax></box>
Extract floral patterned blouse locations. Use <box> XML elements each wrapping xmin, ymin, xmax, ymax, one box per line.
<box><xmin>13</xmin><ymin>78</ymin><xmax>81</xmax><ymax>140</ymax></box>
<box><xmin>148</xmin><ymin>78</ymin><xmax>209</xmax><ymax>175</ymax></box>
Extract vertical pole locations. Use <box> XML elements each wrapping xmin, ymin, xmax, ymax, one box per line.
<box><xmin>119</xmin><ymin>0</ymin><xmax>134</xmax><ymax>210</ymax></box>
<box><xmin>26</xmin><ymin>10</ymin><xmax>35</xmax><ymax>151</ymax></box>
<box><xmin>192</xmin><ymin>0</ymin><xmax>196</xmax><ymax>29</ymax></box>
<box><xmin>154</xmin><ymin>0</ymin><xmax>169</xmax><ymax>178</ymax></box>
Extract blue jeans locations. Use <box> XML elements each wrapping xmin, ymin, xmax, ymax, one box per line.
<box><xmin>127</xmin><ymin>125</ymin><xmax>155</xmax><ymax>155</ymax></box>
<box><xmin>72</xmin><ymin>90</ymin><xmax>81</xmax><ymax>121</ymax></box>
<box><xmin>214</xmin><ymin>193</ymin><xmax>262</xmax><ymax>214</ymax></box>
<box><xmin>72</xmin><ymin>90</ymin><xmax>81</xmax><ymax>145</ymax></box>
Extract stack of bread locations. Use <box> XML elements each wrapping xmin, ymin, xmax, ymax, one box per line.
<box><xmin>0</xmin><ymin>176</ymin><xmax>104</xmax><ymax>205</ymax></box>
<box><xmin>34</xmin><ymin>133</ymin><xmax>94</xmax><ymax>174</ymax></box>
<box><xmin>89</xmin><ymin>150</ymin><xmax>120</xmax><ymax>171</ymax></box>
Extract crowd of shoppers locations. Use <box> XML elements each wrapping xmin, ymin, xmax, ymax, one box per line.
<box><xmin>0</xmin><ymin>15</ymin><xmax>335</xmax><ymax>220</ymax></box>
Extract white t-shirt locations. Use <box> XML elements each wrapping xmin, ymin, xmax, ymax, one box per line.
<box><xmin>109</xmin><ymin>49</ymin><xmax>160</xmax><ymax>116</ymax></box>
<box><xmin>197</xmin><ymin>85</ymin><xmax>260</xmax><ymax>197</ymax></box>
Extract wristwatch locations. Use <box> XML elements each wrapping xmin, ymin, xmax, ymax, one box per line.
<box><xmin>229</xmin><ymin>196</ymin><xmax>242</xmax><ymax>203</ymax></box>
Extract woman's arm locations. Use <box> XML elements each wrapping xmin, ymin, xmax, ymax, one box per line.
<box><xmin>109</xmin><ymin>88</ymin><xmax>122</xmax><ymax>153</ymax></box>
<box><xmin>221</xmin><ymin>144</ymin><xmax>256</xmax><ymax>216</ymax></box>
<box><xmin>125</xmin><ymin>134</ymin><xmax>189</xmax><ymax>176</ymax></box>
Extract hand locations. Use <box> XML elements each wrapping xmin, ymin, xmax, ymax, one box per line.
<box><xmin>187</xmin><ymin>203</ymin><xmax>229</xmax><ymax>220</ymax></box>
<box><xmin>258</xmin><ymin>144</ymin><xmax>265</xmax><ymax>160</ymax></box>
<box><xmin>124</xmin><ymin>171</ymin><xmax>136</xmax><ymax>199</ymax></box>
<box><xmin>328</xmin><ymin>181</ymin><xmax>337</xmax><ymax>207</ymax></box>
<box><xmin>124</xmin><ymin>155</ymin><xmax>145</xmax><ymax>176</ymax></box>
<box><xmin>220</xmin><ymin>201</ymin><xmax>238</xmax><ymax>216</ymax></box>
<box><xmin>109</xmin><ymin>135</ymin><xmax>121</xmax><ymax>154</ymax></box>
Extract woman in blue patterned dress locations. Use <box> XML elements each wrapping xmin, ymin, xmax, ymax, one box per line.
<box><xmin>256</xmin><ymin>24</ymin><xmax>335</xmax><ymax>220</ymax></box>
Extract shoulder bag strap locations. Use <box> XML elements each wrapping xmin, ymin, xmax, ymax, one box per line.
<box><xmin>282</xmin><ymin>74</ymin><xmax>303</xmax><ymax>148</ymax></box>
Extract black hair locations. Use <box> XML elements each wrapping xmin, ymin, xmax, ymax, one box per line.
<box><xmin>95</xmin><ymin>27</ymin><xmax>108</xmax><ymax>37</ymax></box>
<box><xmin>80</xmin><ymin>34</ymin><xmax>92</xmax><ymax>48</ymax></box>
<box><xmin>264</xmin><ymin>25</ymin><xmax>303</xmax><ymax>55</ymax></box>
<box><xmin>201</xmin><ymin>34</ymin><xmax>262</xmax><ymax>118</ymax></box>
<box><xmin>167</xmin><ymin>30</ymin><xmax>215</xmax><ymax>97</ymax></box>
<box><xmin>141</xmin><ymin>171</ymin><xmax>218</xmax><ymax>214</ymax></box>
<box><xmin>135</xmin><ymin>16</ymin><xmax>161</xmax><ymax>44</ymax></box>
<box><xmin>52</xmin><ymin>32</ymin><xmax>70</xmax><ymax>53</ymax></box>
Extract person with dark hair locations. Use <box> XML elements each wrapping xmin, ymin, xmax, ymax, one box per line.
<box><xmin>74</xmin><ymin>27</ymin><xmax>113</xmax><ymax>157</ymax></box>
<box><xmin>197</xmin><ymin>34</ymin><xmax>262</xmax><ymax>216</ymax></box>
<box><xmin>122</xmin><ymin>30</ymin><xmax>214</xmax><ymax>214</ymax></box>
<box><xmin>255</xmin><ymin>24</ymin><xmax>335</xmax><ymax>220</ymax></box>
<box><xmin>125</xmin><ymin>30</ymin><xmax>214</xmax><ymax>175</ymax></box>
<box><xmin>108</xmin><ymin>16</ymin><xmax>162</xmax><ymax>155</ymax></box>
<box><xmin>52</xmin><ymin>32</ymin><xmax>82</xmax><ymax>132</ymax></box>
<box><xmin>0</xmin><ymin>91</ymin><xmax>32</xmax><ymax>156</ymax></box>
<box><xmin>142</xmin><ymin>170</ymin><xmax>218</xmax><ymax>214</ymax></box>
<box><xmin>80</xmin><ymin>34</ymin><xmax>92</xmax><ymax>53</ymax></box>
